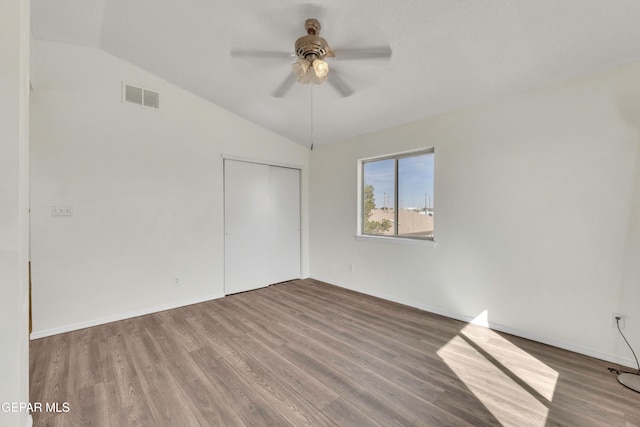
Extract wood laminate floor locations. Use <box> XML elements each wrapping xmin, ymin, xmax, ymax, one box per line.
<box><xmin>30</xmin><ymin>279</ymin><xmax>640</xmax><ymax>426</ymax></box>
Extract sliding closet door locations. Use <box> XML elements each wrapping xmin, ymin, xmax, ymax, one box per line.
<box><xmin>224</xmin><ymin>160</ymin><xmax>271</xmax><ymax>294</ymax></box>
<box><xmin>224</xmin><ymin>159</ymin><xmax>301</xmax><ymax>295</ymax></box>
<box><xmin>268</xmin><ymin>165</ymin><xmax>301</xmax><ymax>284</ymax></box>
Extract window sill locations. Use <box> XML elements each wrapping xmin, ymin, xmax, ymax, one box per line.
<box><xmin>354</xmin><ymin>234</ymin><xmax>437</xmax><ymax>247</ymax></box>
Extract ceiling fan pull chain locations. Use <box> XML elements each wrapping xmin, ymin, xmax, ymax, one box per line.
<box><xmin>310</xmin><ymin>85</ymin><xmax>314</xmax><ymax>151</ymax></box>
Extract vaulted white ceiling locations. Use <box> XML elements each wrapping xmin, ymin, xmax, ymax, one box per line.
<box><xmin>30</xmin><ymin>0</ymin><xmax>640</xmax><ymax>147</ymax></box>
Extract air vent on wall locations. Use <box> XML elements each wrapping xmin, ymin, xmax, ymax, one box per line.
<box><xmin>123</xmin><ymin>83</ymin><xmax>160</xmax><ymax>109</ymax></box>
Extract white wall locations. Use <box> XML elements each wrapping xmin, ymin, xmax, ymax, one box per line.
<box><xmin>0</xmin><ymin>0</ymin><xmax>30</xmax><ymax>425</ymax></box>
<box><xmin>310</xmin><ymin>60</ymin><xmax>640</xmax><ymax>366</ymax></box>
<box><xmin>30</xmin><ymin>40</ymin><xmax>309</xmax><ymax>337</ymax></box>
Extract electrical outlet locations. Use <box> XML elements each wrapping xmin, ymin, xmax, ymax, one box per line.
<box><xmin>173</xmin><ymin>277</ymin><xmax>180</xmax><ymax>287</ymax></box>
<box><xmin>612</xmin><ymin>313</ymin><xmax>625</xmax><ymax>329</ymax></box>
<box><xmin>348</xmin><ymin>264</ymin><xmax>354</xmax><ymax>273</ymax></box>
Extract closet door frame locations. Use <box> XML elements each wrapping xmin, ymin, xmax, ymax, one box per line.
<box><xmin>223</xmin><ymin>156</ymin><xmax>302</xmax><ymax>295</ymax></box>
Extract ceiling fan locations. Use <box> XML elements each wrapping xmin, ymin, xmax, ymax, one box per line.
<box><xmin>231</xmin><ymin>17</ymin><xmax>392</xmax><ymax>98</ymax></box>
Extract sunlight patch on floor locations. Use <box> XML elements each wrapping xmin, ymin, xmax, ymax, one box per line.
<box><xmin>437</xmin><ymin>311</ymin><xmax>559</xmax><ymax>426</ymax></box>
<box><xmin>461</xmin><ymin>315</ymin><xmax>559</xmax><ymax>402</ymax></box>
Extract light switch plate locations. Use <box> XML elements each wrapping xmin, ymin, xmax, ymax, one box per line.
<box><xmin>50</xmin><ymin>206</ymin><xmax>73</xmax><ymax>216</ymax></box>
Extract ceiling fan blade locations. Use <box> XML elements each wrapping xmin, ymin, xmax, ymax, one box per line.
<box><xmin>327</xmin><ymin>71</ymin><xmax>353</xmax><ymax>98</ymax></box>
<box><xmin>272</xmin><ymin>72</ymin><xmax>297</xmax><ymax>98</ymax></box>
<box><xmin>333</xmin><ymin>46</ymin><xmax>392</xmax><ymax>61</ymax></box>
<box><xmin>230</xmin><ymin>48</ymin><xmax>294</xmax><ymax>60</ymax></box>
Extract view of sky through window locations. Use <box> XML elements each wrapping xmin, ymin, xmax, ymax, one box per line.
<box><xmin>364</xmin><ymin>153</ymin><xmax>434</xmax><ymax>211</ymax></box>
<box><xmin>364</xmin><ymin>159</ymin><xmax>395</xmax><ymax>209</ymax></box>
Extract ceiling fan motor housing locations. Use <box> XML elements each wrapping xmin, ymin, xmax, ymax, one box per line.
<box><xmin>295</xmin><ymin>19</ymin><xmax>332</xmax><ymax>61</ymax></box>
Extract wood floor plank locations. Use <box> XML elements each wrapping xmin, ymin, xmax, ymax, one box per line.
<box><xmin>190</xmin><ymin>327</ymin><xmax>336</xmax><ymax>426</ymax></box>
<box><xmin>31</xmin><ymin>333</ymin><xmax>71</xmax><ymax>427</ymax></box>
<box><xmin>251</xmin><ymin>291</ymin><xmax>476</xmax><ymax>426</ymax></box>
<box><xmin>275</xmin><ymin>338</ymin><xmax>419</xmax><ymax>426</ymax></box>
<box><xmin>267</xmin><ymin>281</ymin><xmax>463</xmax><ymax>365</ymax></box>
<box><xmin>321</xmin><ymin>397</ymin><xmax>384</xmax><ymax>427</ymax></box>
<box><xmin>182</xmin><ymin>300</ymin><xmax>338</xmax><ymax>426</ymax></box>
<box><xmin>30</xmin><ymin>279</ymin><xmax>640</xmax><ymax>426</ymax></box>
<box><xmin>62</xmin><ymin>383</ymin><xmax>110</xmax><ymax>427</ymax></box>
<box><xmin>66</xmin><ymin>332</ymin><xmax>103</xmax><ymax>398</ymax></box>
<box><xmin>140</xmin><ymin>364</ymin><xmax>203</xmax><ymax>427</ymax></box>
<box><xmin>217</xmin><ymin>299</ymin><xmax>341</xmax><ymax>408</ymax></box>
<box><xmin>189</xmin><ymin>345</ymin><xmax>293</xmax><ymax>427</ymax></box>
<box><xmin>171</xmin><ymin>374</ymin><xmax>247</xmax><ymax>427</ymax></box>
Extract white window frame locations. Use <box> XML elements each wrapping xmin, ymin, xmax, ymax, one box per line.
<box><xmin>356</xmin><ymin>148</ymin><xmax>436</xmax><ymax>246</ymax></box>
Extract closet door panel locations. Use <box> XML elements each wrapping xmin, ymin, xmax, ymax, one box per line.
<box><xmin>224</xmin><ymin>160</ymin><xmax>270</xmax><ymax>294</ymax></box>
<box><xmin>268</xmin><ymin>166</ymin><xmax>301</xmax><ymax>284</ymax></box>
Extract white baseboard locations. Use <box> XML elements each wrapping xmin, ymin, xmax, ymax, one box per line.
<box><xmin>30</xmin><ymin>293</ymin><xmax>224</xmax><ymax>340</ymax></box>
<box><xmin>310</xmin><ymin>275</ymin><xmax>636</xmax><ymax>369</ymax></box>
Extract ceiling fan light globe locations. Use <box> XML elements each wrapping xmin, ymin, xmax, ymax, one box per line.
<box><xmin>299</xmin><ymin>69</ymin><xmax>314</xmax><ymax>84</ymax></box>
<box><xmin>312</xmin><ymin>59</ymin><xmax>329</xmax><ymax>78</ymax></box>
<box><xmin>292</xmin><ymin>59</ymin><xmax>310</xmax><ymax>80</ymax></box>
<box><xmin>314</xmin><ymin>74</ymin><xmax>328</xmax><ymax>84</ymax></box>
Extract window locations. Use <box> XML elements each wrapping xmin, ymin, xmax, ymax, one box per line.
<box><xmin>360</xmin><ymin>148</ymin><xmax>434</xmax><ymax>240</ymax></box>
